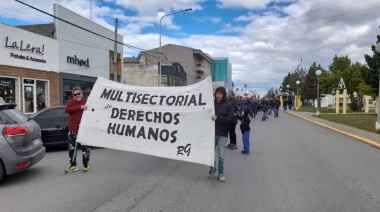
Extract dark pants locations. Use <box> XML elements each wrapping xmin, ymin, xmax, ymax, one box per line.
<box><xmin>253</xmin><ymin>109</ymin><xmax>258</xmax><ymax>117</ymax></box>
<box><xmin>68</xmin><ymin>131</ymin><xmax>90</xmax><ymax>166</ymax></box>
<box><xmin>262</xmin><ymin>110</ymin><xmax>268</xmax><ymax>121</ymax></box>
<box><xmin>273</xmin><ymin>107</ymin><xmax>279</xmax><ymax>117</ymax></box>
<box><xmin>228</xmin><ymin>123</ymin><xmax>237</xmax><ymax>145</ymax></box>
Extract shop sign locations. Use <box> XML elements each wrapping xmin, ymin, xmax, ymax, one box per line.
<box><xmin>67</xmin><ymin>55</ymin><xmax>90</xmax><ymax>67</ymax></box>
<box><xmin>4</xmin><ymin>36</ymin><xmax>47</xmax><ymax>64</ymax></box>
<box><xmin>5</xmin><ymin>36</ymin><xmax>44</xmax><ymax>55</ymax></box>
<box><xmin>0</xmin><ymin>79</ymin><xmax>11</xmax><ymax>86</ymax></box>
<box><xmin>24</xmin><ymin>79</ymin><xmax>35</xmax><ymax>84</ymax></box>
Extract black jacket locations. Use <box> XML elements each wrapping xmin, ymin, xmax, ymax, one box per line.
<box><xmin>228</xmin><ymin>97</ymin><xmax>238</xmax><ymax>124</ymax></box>
<box><xmin>274</xmin><ymin>99</ymin><xmax>280</xmax><ymax>108</ymax></box>
<box><xmin>238</xmin><ymin>107</ymin><xmax>251</xmax><ymax>133</ymax></box>
<box><xmin>259</xmin><ymin>100</ymin><xmax>268</xmax><ymax>111</ymax></box>
<box><xmin>214</xmin><ymin>88</ymin><xmax>234</xmax><ymax>137</ymax></box>
<box><xmin>228</xmin><ymin>97</ymin><xmax>238</xmax><ymax>114</ymax></box>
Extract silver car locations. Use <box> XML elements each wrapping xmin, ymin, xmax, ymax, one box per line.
<box><xmin>0</xmin><ymin>103</ymin><xmax>46</xmax><ymax>182</ymax></box>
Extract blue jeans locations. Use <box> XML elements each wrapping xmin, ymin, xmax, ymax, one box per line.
<box><xmin>273</xmin><ymin>107</ymin><xmax>279</xmax><ymax>117</ymax></box>
<box><xmin>267</xmin><ymin>107</ymin><xmax>272</xmax><ymax>116</ymax></box>
<box><xmin>262</xmin><ymin>110</ymin><xmax>268</xmax><ymax>120</ymax></box>
<box><xmin>210</xmin><ymin>135</ymin><xmax>227</xmax><ymax>175</ymax></box>
<box><xmin>242</xmin><ymin>130</ymin><xmax>250</xmax><ymax>152</ymax></box>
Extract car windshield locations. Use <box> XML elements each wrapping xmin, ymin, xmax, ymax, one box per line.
<box><xmin>0</xmin><ymin>109</ymin><xmax>29</xmax><ymax>124</ymax></box>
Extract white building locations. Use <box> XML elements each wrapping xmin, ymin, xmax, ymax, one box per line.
<box><xmin>0</xmin><ymin>4</ymin><xmax>123</xmax><ymax>114</ymax></box>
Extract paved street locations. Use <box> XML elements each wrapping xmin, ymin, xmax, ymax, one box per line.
<box><xmin>1</xmin><ymin>110</ymin><xmax>380</xmax><ymax>212</ymax></box>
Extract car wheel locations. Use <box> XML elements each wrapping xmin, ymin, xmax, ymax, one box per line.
<box><xmin>0</xmin><ymin>160</ymin><xmax>5</xmax><ymax>182</ymax></box>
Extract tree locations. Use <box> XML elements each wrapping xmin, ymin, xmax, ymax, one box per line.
<box><xmin>302</xmin><ymin>62</ymin><xmax>324</xmax><ymax>101</ymax></box>
<box><xmin>265</xmin><ymin>87</ymin><xmax>276</xmax><ymax>98</ymax></box>
<box><xmin>364</xmin><ymin>35</ymin><xmax>380</xmax><ymax>98</ymax></box>
<box><xmin>323</xmin><ymin>55</ymin><xmax>351</xmax><ymax>95</ymax></box>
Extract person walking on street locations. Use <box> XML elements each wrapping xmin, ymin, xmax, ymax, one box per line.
<box><xmin>260</xmin><ymin>98</ymin><xmax>269</xmax><ymax>121</ymax></box>
<box><xmin>237</xmin><ymin>107</ymin><xmax>251</xmax><ymax>154</ymax></box>
<box><xmin>283</xmin><ymin>98</ymin><xmax>288</xmax><ymax>110</ymax></box>
<box><xmin>226</xmin><ymin>90</ymin><xmax>239</xmax><ymax>150</ymax></box>
<box><xmin>288</xmin><ymin>98</ymin><xmax>293</xmax><ymax>110</ymax></box>
<box><xmin>273</xmin><ymin>97</ymin><xmax>280</xmax><ymax>117</ymax></box>
<box><xmin>251</xmin><ymin>98</ymin><xmax>259</xmax><ymax>118</ymax></box>
<box><xmin>64</xmin><ymin>87</ymin><xmax>91</xmax><ymax>173</ymax></box>
<box><xmin>267</xmin><ymin>98</ymin><xmax>274</xmax><ymax>117</ymax></box>
<box><xmin>209</xmin><ymin>87</ymin><xmax>234</xmax><ymax>182</ymax></box>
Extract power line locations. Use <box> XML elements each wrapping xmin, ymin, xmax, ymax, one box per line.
<box><xmin>15</xmin><ymin>0</ymin><xmax>146</xmax><ymax>52</ymax></box>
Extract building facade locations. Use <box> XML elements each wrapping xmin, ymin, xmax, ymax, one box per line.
<box><xmin>54</xmin><ymin>4</ymin><xmax>123</xmax><ymax>104</ymax></box>
<box><xmin>122</xmin><ymin>59</ymin><xmax>187</xmax><ymax>87</ymax></box>
<box><xmin>211</xmin><ymin>57</ymin><xmax>232</xmax><ymax>90</ymax></box>
<box><xmin>125</xmin><ymin>44</ymin><xmax>212</xmax><ymax>86</ymax></box>
<box><xmin>0</xmin><ymin>23</ymin><xmax>60</xmax><ymax>114</ymax></box>
<box><xmin>0</xmin><ymin>4</ymin><xmax>123</xmax><ymax>114</ymax></box>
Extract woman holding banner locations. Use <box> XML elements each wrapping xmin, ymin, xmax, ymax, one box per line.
<box><xmin>209</xmin><ymin>87</ymin><xmax>234</xmax><ymax>182</ymax></box>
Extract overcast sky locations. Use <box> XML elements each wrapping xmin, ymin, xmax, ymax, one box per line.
<box><xmin>1</xmin><ymin>0</ymin><xmax>380</xmax><ymax>96</ymax></box>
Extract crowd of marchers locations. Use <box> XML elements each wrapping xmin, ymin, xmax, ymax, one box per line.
<box><xmin>209</xmin><ymin>87</ymin><xmax>292</xmax><ymax>182</ymax></box>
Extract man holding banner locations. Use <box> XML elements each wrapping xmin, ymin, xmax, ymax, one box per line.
<box><xmin>64</xmin><ymin>87</ymin><xmax>91</xmax><ymax>173</ymax></box>
<box><xmin>210</xmin><ymin>87</ymin><xmax>235</xmax><ymax>182</ymax></box>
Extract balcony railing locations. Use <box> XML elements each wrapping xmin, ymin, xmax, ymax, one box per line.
<box><xmin>195</xmin><ymin>63</ymin><xmax>208</xmax><ymax>73</ymax></box>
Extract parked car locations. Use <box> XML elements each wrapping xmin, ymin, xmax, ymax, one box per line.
<box><xmin>29</xmin><ymin>106</ymin><xmax>69</xmax><ymax>148</ymax></box>
<box><xmin>0</xmin><ymin>103</ymin><xmax>46</xmax><ymax>182</ymax></box>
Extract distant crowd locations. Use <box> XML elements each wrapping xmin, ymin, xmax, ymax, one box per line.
<box><xmin>210</xmin><ymin>87</ymin><xmax>297</xmax><ymax>182</ymax></box>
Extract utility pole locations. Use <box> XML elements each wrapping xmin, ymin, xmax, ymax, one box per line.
<box><xmin>113</xmin><ymin>18</ymin><xmax>118</xmax><ymax>82</ymax></box>
<box><xmin>90</xmin><ymin>0</ymin><xmax>92</xmax><ymax>20</ymax></box>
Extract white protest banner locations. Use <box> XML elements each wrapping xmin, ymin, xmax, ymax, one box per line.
<box><xmin>77</xmin><ymin>76</ymin><xmax>215</xmax><ymax>166</ymax></box>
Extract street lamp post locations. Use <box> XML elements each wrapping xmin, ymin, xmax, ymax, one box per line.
<box><xmin>316</xmin><ymin>69</ymin><xmax>322</xmax><ymax>116</ymax></box>
<box><xmin>296</xmin><ymin>80</ymin><xmax>300</xmax><ymax>110</ymax></box>
<box><xmin>159</xmin><ymin>8</ymin><xmax>192</xmax><ymax>86</ymax></box>
<box><xmin>375</xmin><ymin>42</ymin><xmax>380</xmax><ymax>130</ymax></box>
<box><xmin>286</xmin><ymin>84</ymin><xmax>290</xmax><ymax>99</ymax></box>
<box><xmin>286</xmin><ymin>85</ymin><xmax>290</xmax><ymax>97</ymax></box>
<box><xmin>279</xmin><ymin>88</ymin><xmax>283</xmax><ymax>109</ymax></box>
<box><xmin>286</xmin><ymin>84</ymin><xmax>290</xmax><ymax>110</ymax></box>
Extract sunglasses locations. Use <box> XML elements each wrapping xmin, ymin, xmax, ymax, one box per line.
<box><xmin>73</xmin><ymin>92</ymin><xmax>81</xmax><ymax>96</ymax></box>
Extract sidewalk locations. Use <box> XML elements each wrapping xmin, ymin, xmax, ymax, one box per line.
<box><xmin>285</xmin><ymin>110</ymin><xmax>380</xmax><ymax>149</ymax></box>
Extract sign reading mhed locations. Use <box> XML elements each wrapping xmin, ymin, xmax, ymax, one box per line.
<box><xmin>78</xmin><ymin>76</ymin><xmax>215</xmax><ymax>166</ymax></box>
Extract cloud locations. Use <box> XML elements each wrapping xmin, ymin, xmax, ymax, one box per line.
<box><xmin>2</xmin><ymin>0</ymin><xmax>380</xmax><ymax>97</ymax></box>
<box><xmin>216</xmin><ymin>0</ymin><xmax>278</xmax><ymax>10</ymax></box>
<box><xmin>194</xmin><ymin>16</ymin><xmax>222</xmax><ymax>24</ymax></box>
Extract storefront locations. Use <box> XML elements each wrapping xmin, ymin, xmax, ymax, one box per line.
<box><xmin>1</xmin><ymin>4</ymin><xmax>123</xmax><ymax>114</ymax></box>
<box><xmin>60</xmin><ymin>73</ymin><xmax>96</xmax><ymax>105</ymax></box>
<box><xmin>55</xmin><ymin>4</ymin><xmax>123</xmax><ymax>105</ymax></box>
<box><xmin>0</xmin><ymin>23</ymin><xmax>59</xmax><ymax>114</ymax></box>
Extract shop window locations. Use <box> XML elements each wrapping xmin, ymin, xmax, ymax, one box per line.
<box><xmin>23</xmin><ymin>79</ymin><xmax>48</xmax><ymax>114</ymax></box>
<box><xmin>0</xmin><ymin>77</ymin><xmax>17</xmax><ymax>105</ymax></box>
<box><xmin>63</xmin><ymin>79</ymin><xmax>94</xmax><ymax>105</ymax></box>
<box><xmin>161</xmin><ymin>75</ymin><xmax>168</xmax><ymax>86</ymax></box>
<box><xmin>24</xmin><ymin>85</ymin><xmax>34</xmax><ymax>113</ymax></box>
<box><xmin>169</xmin><ymin>76</ymin><xmax>176</xmax><ymax>86</ymax></box>
<box><xmin>36</xmin><ymin>80</ymin><xmax>48</xmax><ymax>111</ymax></box>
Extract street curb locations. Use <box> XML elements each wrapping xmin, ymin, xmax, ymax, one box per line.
<box><xmin>286</xmin><ymin>111</ymin><xmax>380</xmax><ymax>149</ymax></box>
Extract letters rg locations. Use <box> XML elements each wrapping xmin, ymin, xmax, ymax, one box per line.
<box><xmin>177</xmin><ymin>144</ymin><xmax>191</xmax><ymax>156</ymax></box>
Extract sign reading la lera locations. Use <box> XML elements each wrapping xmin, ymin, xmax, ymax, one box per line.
<box><xmin>78</xmin><ymin>76</ymin><xmax>215</xmax><ymax>166</ymax></box>
<box><xmin>5</xmin><ymin>36</ymin><xmax>44</xmax><ymax>55</ymax></box>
